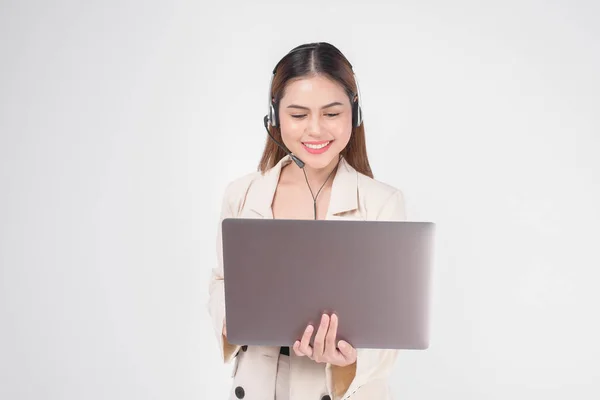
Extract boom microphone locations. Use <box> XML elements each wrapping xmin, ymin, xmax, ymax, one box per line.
<box><xmin>263</xmin><ymin>115</ymin><xmax>305</xmax><ymax>169</ymax></box>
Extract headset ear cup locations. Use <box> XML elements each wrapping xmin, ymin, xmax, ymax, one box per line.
<box><xmin>269</xmin><ymin>103</ymin><xmax>278</xmax><ymax>127</ymax></box>
<box><xmin>352</xmin><ymin>100</ymin><xmax>361</xmax><ymax>128</ymax></box>
<box><xmin>273</xmin><ymin>101</ymin><xmax>280</xmax><ymax>128</ymax></box>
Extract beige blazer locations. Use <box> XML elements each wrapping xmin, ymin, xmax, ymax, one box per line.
<box><xmin>208</xmin><ymin>155</ymin><xmax>407</xmax><ymax>400</ymax></box>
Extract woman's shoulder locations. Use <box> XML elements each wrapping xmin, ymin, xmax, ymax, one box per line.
<box><xmin>354</xmin><ymin>170</ymin><xmax>407</xmax><ymax>220</ymax></box>
<box><xmin>224</xmin><ymin>170</ymin><xmax>261</xmax><ymax>196</ymax></box>
<box><xmin>220</xmin><ymin>170</ymin><xmax>262</xmax><ymax>214</ymax></box>
<box><xmin>341</xmin><ymin>158</ymin><xmax>403</xmax><ymax>198</ymax></box>
<box><xmin>355</xmin><ymin>170</ymin><xmax>404</xmax><ymax>202</ymax></box>
<box><xmin>223</xmin><ymin>170</ymin><xmax>261</xmax><ymax>198</ymax></box>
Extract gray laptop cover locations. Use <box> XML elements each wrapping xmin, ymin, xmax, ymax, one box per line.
<box><xmin>221</xmin><ymin>218</ymin><xmax>435</xmax><ymax>350</ymax></box>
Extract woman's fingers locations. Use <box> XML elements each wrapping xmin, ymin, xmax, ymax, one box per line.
<box><xmin>325</xmin><ymin>313</ymin><xmax>338</xmax><ymax>358</ymax></box>
<box><xmin>293</xmin><ymin>340</ymin><xmax>303</xmax><ymax>356</ymax></box>
<box><xmin>337</xmin><ymin>340</ymin><xmax>357</xmax><ymax>363</ymax></box>
<box><xmin>312</xmin><ymin>314</ymin><xmax>330</xmax><ymax>362</ymax></box>
<box><xmin>293</xmin><ymin>313</ymin><xmax>356</xmax><ymax>366</ymax></box>
<box><xmin>295</xmin><ymin>313</ymin><xmax>350</xmax><ymax>364</ymax></box>
<box><xmin>298</xmin><ymin>324</ymin><xmax>314</xmax><ymax>357</ymax></box>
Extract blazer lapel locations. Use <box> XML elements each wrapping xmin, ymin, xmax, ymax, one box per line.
<box><xmin>326</xmin><ymin>157</ymin><xmax>359</xmax><ymax>218</ymax></box>
<box><xmin>244</xmin><ymin>155</ymin><xmax>359</xmax><ymax>219</ymax></box>
<box><xmin>244</xmin><ymin>156</ymin><xmax>290</xmax><ymax>219</ymax></box>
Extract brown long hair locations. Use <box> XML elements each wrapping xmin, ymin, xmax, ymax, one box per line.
<box><xmin>258</xmin><ymin>42</ymin><xmax>373</xmax><ymax>178</ymax></box>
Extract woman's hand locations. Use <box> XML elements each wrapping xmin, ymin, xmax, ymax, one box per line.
<box><xmin>293</xmin><ymin>313</ymin><xmax>357</xmax><ymax>367</ymax></box>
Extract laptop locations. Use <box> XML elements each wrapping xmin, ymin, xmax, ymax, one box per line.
<box><xmin>221</xmin><ymin>218</ymin><xmax>435</xmax><ymax>350</ymax></box>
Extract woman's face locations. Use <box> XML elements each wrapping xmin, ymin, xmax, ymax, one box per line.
<box><xmin>278</xmin><ymin>74</ymin><xmax>353</xmax><ymax>171</ymax></box>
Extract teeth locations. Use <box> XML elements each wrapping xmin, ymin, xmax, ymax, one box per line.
<box><xmin>304</xmin><ymin>142</ymin><xmax>330</xmax><ymax>149</ymax></box>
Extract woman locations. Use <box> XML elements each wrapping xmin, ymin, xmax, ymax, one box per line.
<box><xmin>208</xmin><ymin>42</ymin><xmax>407</xmax><ymax>400</ymax></box>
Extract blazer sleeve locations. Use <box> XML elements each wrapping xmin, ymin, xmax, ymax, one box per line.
<box><xmin>326</xmin><ymin>189</ymin><xmax>407</xmax><ymax>400</ymax></box>
<box><xmin>207</xmin><ymin>183</ymin><xmax>241</xmax><ymax>364</ymax></box>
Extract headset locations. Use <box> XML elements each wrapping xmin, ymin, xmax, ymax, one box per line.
<box><xmin>266</xmin><ymin>43</ymin><xmax>363</xmax><ymax>129</ymax></box>
<box><xmin>263</xmin><ymin>43</ymin><xmax>364</xmax><ymax>169</ymax></box>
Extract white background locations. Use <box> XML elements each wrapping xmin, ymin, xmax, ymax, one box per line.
<box><xmin>1</xmin><ymin>0</ymin><xmax>599</xmax><ymax>399</ymax></box>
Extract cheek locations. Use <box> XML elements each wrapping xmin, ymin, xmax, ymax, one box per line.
<box><xmin>280</xmin><ymin>115</ymin><xmax>304</xmax><ymax>135</ymax></box>
<box><xmin>280</xmin><ymin>125</ymin><xmax>303</xmax><ymax>144</ymax></box>
<box><xmin>329</xmin><ymin>120</ymin><xmax>352</xmax><ymax>143</ymax></box>
<box><xmin>323</xmin><ymin>113</ymin><xmax>352</xmax><ymax>137</ymax></box>
<box><xmin>335</xmin><ymin>131</ymin><xmax>352</xmax><ymax>150</ymax></box>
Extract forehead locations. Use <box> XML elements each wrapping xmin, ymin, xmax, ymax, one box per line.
<box><xmin>280</xmin><ymin>75</ymin><xmax>348</xmax><ymax>104</ymax></box>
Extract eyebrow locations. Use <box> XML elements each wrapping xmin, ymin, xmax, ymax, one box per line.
<box><xmin>286</xmin><ymin>102</ymin><xmax>344</xmax><ymax>110</ymax></box>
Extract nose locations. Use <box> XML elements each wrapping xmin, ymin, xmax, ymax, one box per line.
<box><xmin>306</xmin><ymin>114</ymin><xmax>322</xmax><ymax>136</ymax></box>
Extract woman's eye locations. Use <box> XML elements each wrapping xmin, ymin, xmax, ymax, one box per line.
<box><xmin>290</xmin><ymin>113</ymin><xmax>339</xmax><ymax>119</ymax></box>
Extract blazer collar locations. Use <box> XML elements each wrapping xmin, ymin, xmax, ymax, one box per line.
<box><xmin>245</xmin><ymin>155</ymin><xmax>358</xmax><ymax>219</ymax></box>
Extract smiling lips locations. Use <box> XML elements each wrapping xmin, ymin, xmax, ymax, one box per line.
<box><xmin>302</xmin><ymin>140</ymin><xmax>333</xmax><ymax>154</ymax></box>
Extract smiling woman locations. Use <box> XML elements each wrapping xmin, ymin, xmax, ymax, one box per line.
<box><xmin>278</xmin><ymin>76</ymin><xmax>352</xmax><ymax>164</ymax></box>
<box><xmin>208</xmin><ymin>42</ymin><xmax>408</xmax><ymax>400</ymax></box>
<box><xmin>259</xmin><ymin>43</ymin><xmax>370</xmax><ymax>179</ymax></box>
